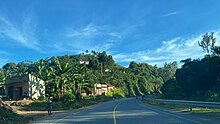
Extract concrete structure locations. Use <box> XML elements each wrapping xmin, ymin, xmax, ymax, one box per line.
<box><xmin>5</xmin><ymin>74</ymin><xmax>45</xmax><ymax>100</ymax></box>
<box><xmin>79</xmin><ymin>60</ymin><xmax>90</xmax><ymax>65</ymax></box>
<box><xmin>94</xmin><ymin>82</ymin><xmax>115</xmax><ymax>95</ymax></box>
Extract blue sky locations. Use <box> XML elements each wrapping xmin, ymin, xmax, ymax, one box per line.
<box><xmin>1</xmin><ymin>0</ymin><xmax>220</xmax><ymax>67</ymax></box>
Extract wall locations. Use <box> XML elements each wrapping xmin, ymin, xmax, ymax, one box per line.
<box><xmin>28</xmin><ymin>74</ymin><xmax>45</xmax><ymax>99</ymax></box>
<box><xmin>5</xmin><ymin>81</ymin><xmax>28</xmax><ymax>99</ymax></box>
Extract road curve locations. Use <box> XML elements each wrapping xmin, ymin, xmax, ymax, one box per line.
<box><xmin>30</xmin><ymin>98</ymin><xmax>219</xmax><ymax>124</ymax></box>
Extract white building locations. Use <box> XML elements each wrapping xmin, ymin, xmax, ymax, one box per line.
<box><xmin>5</xmin><ymin>74</ymin><xmax>45</xmax><ymax>100</ymax></box>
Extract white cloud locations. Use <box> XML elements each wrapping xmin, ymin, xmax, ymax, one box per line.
<box><xmin>0</xmin><ymin>16</ymin><xmax>41</xmax><ymax>52</ymax></box>
<box><xmin>66</xmin><ymin>24</ymin><xmax>98</xmax><ymax>38</ymax></box>
<box><xmin>53</xmin><ymin>22</ymin><xmax>144</xmax><ymax>54</ymax></box>
<box><xmin>213</xmin><ymin>31</ymin><xmax>220</xmax><ymax>46</ymax></box>
<box><xmin>162</xmin><ymin>11</ymin><xmax>180</xmax><ymax>17</ymax></box>
<box><xmin>58</xmin><ymin>24</ymin><xmax>122</xmax><ymax>52</ymax></box>
<box><xmin>66</xmin><ymin>24</ymin><xmax>121</xmax><ymax>39</ymax></box>
<box><xmin>113</xmin><ymin>32</ymin><xmax>214</xmax><ymax>67</ymax></box>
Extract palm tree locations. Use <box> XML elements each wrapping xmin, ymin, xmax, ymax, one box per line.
<box><xmin>52</xmin><ymin>57</ymin><xmax>72</xmax><ymax>101</ymax></box>
<box><xmin>28</xmin><ymin>58</ymin><xmax>49</xmax><ymax>78</ymax></box>
<box><xmin>28</xmin><ymin>58</ymin><xmax>55</xmax><ymax>98</ymax></box>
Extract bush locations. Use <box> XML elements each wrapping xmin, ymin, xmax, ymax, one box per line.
<box><xmin>22</xmin><ymin>101</ymin><xmax>47</xmax><ymax>111</ymax></box>
<box><xmin>113</xmin><ymin>88</ymin><xmax>125</xmax><ymax>98</ymax></box>
<box><xmin>38</xmin><ymin>96</ymin><xmax>45</xmax><ymax>101</ymax></box>
<box><xmin>21</xmin><ymin>94</ymin><xmax>113</xmax><ymax>111</ymax></box>
<box><xmin>205</xmin><ymin>90</ymin><xmax>220</xmax><ymax>102</ymax></box>
<box><xmin>65</xmin><ymin>90</ymin><xmax>76</xmax><ymax>103</ymax></box>
<box><xmin>0</xmin><ymin>108</ymin><xmax>25</xmax><ymax>124</ymax></box>
<box><xmin>106</xmin><ymin>92</ymin><xmax>113</xmax><ymax>97</ymax></box>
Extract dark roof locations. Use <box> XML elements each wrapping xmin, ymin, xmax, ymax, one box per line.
<box><xmin>105</xmin><ymin>83</ymin><xmax>114</xmax><ymax>87</ymax></box>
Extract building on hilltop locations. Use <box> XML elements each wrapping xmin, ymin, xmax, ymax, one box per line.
<box><xmin>94</xmin><ymin>82</ymin><xmax>115</xmax><ymax>95</ymax></box>
<box><xmin>79</xmin><ymin>60</ymin><xmax>90</xmax><ymax>65</ymax></box>
<box><xmin>5</xmin><ymin>74</ymin><xmax>45</xmax><ymax>100</ymax></box>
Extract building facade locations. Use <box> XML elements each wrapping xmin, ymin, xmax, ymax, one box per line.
<box><xmin>5</xmin><ymin>74</ymin><xmax>45</xmax><ymax>100</ymax></box>
<box><xmin>94</xmin><ymin>83</ymin><xmax>115</xmax><ymax>95</ymax></box>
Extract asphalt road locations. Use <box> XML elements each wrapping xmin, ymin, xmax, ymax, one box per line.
<box><xmin>30</xmin><ymin>98</ymin><xmax>220</xmax><ymax>124</ymax></box>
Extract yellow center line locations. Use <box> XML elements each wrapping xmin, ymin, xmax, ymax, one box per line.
<box><xmin>113</xmin><ymin>102</ymin><xmax>120</xmax><ymax>124</ymax></box>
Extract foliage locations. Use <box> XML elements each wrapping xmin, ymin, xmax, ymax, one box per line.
<box><xmin>113</xmin><ymin>88</ymin><xmax>125</xmax><ymax>98</ymax></box>
<box><xmin>0</xmin><ymin>108</ymin><xmax>25</xmax><ymax>124</ymax></box>
<box><xmin>65</xmin><ymin>90</ymin><xmax>76</xmax><ymax>103</ymax></box>
<box><xmin>21</xmin><ymin>96</ymin><xmax>112</xmax><ymax>111</ymax></box>
<box><xmin>162</xmin><ymin>32</ymin><xmax>220</xmax><ymax>101</ymax></box>
<box><xmin>106</xmin><ymin>91</ymin><xmax>113</xmax><ymax>97</ymax></box>
<box><xmin>198</xmin><ymin>32</ymin><xmax>216</xmax><ymax>55</ymax></box>
<box><xmin>1</xmin><ymin>50</ymin><xmax>177</xmax><ymax>102</ymax></box>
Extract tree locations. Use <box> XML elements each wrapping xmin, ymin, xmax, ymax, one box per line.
<box><xmin>52</xmin><ymin>57</ymin><xmax>72</xmax><ymax>101</ymax></box>
<box><xmin>198</xmin><ymin>32</ymin><xmax>216</xmax><ymax>55</ymax></box>
<box><xmin>159</xmin><ymin>61</ymin><xmax>177</xmax><ymax>82</ymax></box>
<box><xmin>3</xmin><ymin>62</ymin><xmax>17</xmax><ymax>78</ymax></box>
<box><xmin>16</xmin><ymin>61</ymin><xmax>30</xmax><ymax>76</ymax></box>
<box><xmin>213</xmin><ymin>46</ymin><xmax>220</xmax><ymax>56</ymax></box>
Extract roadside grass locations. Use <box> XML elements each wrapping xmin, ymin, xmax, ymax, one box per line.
<box><xmin>143</xmin><ymin>100</ymin><xmax>220</xmax><ymax>118</ymax></box>
<box><xmin>20</xmin><ymin>95</ymin><xmax>112</xmax><ymax>111</ymax></box>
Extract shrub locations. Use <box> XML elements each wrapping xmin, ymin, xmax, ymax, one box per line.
<box><xmin>106</xmin><ymin>92</ymin><xmax>113</xmax><ymax>97</ymax></box>
<box><xmin>113</xmin><ymin>88</ymin><xmax>125</xmax><ymax>98</ymax></box>
<box><xmin>0</xmin><ymin>108</ymin><xmax>25</xmax><ymax>124</ymax></box>
<box><xmin>65</xmin><ymin>90</ymin><xmax>76</xmax><ymax>103</ymax></box>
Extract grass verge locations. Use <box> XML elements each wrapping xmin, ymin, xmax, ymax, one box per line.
<box><xmin>20</xmin><ymin>95</ymin><xmax>113</xmax><ymax>111</ymax></box>
<box><xmin>143</xmin><ymin>100</ymin><xmax>220</xmax><ymax>118</ymax></box>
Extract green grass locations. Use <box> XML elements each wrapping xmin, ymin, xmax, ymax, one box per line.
<box><xmin>143</xmin><ymin>100</ymin><xmax>220</xmax><ymax>118</ymax></box>
<box><xmin>191</xmin><ymin>107</ymin><xmax>220</xmax><ymax>117</ymax></box>
<box><xmin>20</xmin><ymin>95</ymin><xmax>113</xmax><ymax>111</ymax></box>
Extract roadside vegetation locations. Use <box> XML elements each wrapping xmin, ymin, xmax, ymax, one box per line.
<box><xmin>162</xmin><ymin>32</ymin><xmax>220</xmax><ymax>101</ymax></box>
<box><xmin>143</xmin><ymin>100</ymin><xmax>220</xmax><ymax>118</ymax></box>
<box><xmin>21</xmin><ymin>95</ymin><xmax>113</xmax><ymax>111</ymax></box>
<box><xmin>0</xmin><ymin>32</ymin><xmax>220</xmax><ymax>123</ymax></box>
<box><xmin>0</xmin><ymin>100</ymin><xmax>25</xmax><ymax>124</ymax></box>
<box><xmin>0</xmin><ymin>108</ymin><xmax>25</xmax><ymax>124</ymax></box>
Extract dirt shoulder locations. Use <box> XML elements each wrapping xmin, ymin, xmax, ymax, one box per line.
<box><xmin>5</xmin><ymin>99</ymin><xmax>103</xmax><ymax>122</ymax></box>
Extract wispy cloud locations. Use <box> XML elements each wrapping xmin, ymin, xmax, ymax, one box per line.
<box><xmin>0</xmin><ymin>16</ymin><xmax>42</xmax><ymax>52</ymax></box>
<box><xmin>66</xmin><ymin>24</ymin><xmax>122</xmax><ymax>39</ymax></box>
<box><xmin>0</xmin><ymin>50</ymin><xmax>10</xmax><ymax>55</ymax></box>
<box><xmin>113</xmin><ymin>32</ymin><xmax>214</xmax><ymax>67</ymax></box>
<box><xmin>55</xmin><ymin>24</ymin><xmax>122</xmax><ymax>53</ymax></box>
<box><xmin>162</xmin><ymin>11</ymin><xmax>180</xmax><ymax>17</ymax></box>
<box><xmin>50</xmin><ymin>21</ymin><xmax>145</xmax><ymax>54</ymax></box>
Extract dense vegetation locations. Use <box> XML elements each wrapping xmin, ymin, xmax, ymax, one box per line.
<box><xmin>0</xmin><ymin>32</ymin><xmax>220</xmax><ymax>102</ymax></box>
<box><xmin>162</xmin><ymin>32</ymin><xmax>220</xmax><ymax>101</ymax></box>
<box><xmin>0</xmin><ymin>50</ymin><xmax>176</xmax><ymax>102</ymax></box>
<box><xmin>0</xmin><ymin>108</ymin><xmax>25</xmax><ymax>124</ymax></box>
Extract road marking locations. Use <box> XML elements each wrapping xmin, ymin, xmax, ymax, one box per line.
<box><xmin>136</xmin><ymin>100</ymin><xmax>202</xmax><ymax>124</ymax></box>
<box><xmin>113</xmin><ymin>102</ymin><xmax>120</xmax><ymax>124</ymax></box>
